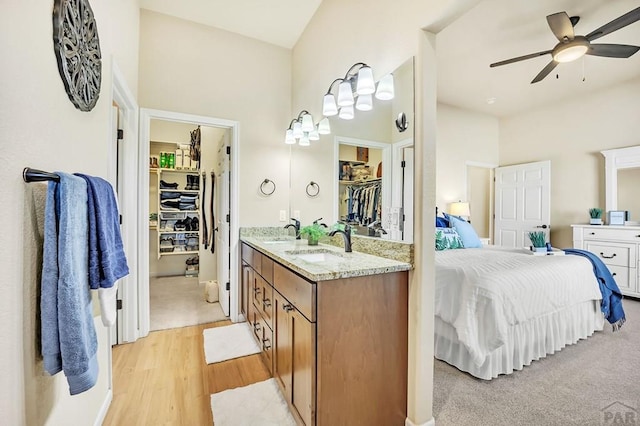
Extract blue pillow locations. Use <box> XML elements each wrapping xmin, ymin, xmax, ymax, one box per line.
<box><xmin>436</xmin><ymin>216</ymin><xmax>449</xmax><ymax>228</ymax></box>
<box><xmin>444</xmin><ymin>213</ymin><xmax>482</xmax><ymax>248</ymax></box>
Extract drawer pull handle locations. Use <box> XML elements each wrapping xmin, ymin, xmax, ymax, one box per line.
<box><xmin>254</xmin><ymin>322</ymin><xmax>261</xmax><ymax>332</ymax></box>
<box><xmin>589</xmin><ymin>232</ymin><xmax>596</xmax><ymax>235</ymax></box>
<box><xmin>600</xmin><ymin>252</ymin><xmax>616</xmax><ymax>259</ymax></box>
<box><xmin>636</xmin><ymin>235</ymin><xmax>640</xmax><ymax>238</ymax></box>
<box><xmin>254</xmin><ymin>287</ymin><xmax>261</xmax><ymax>295</ymax></box>
<box><xmin>262</xmin><ymin>338</ymin><xmax>271</xmax><ymax>350</ymax></box>
<box><xmin>263</xmin><ymin>298</ymin><xmax>271</xmax><ymax>308</ymax></box>
<box><xmin>282</xmin><ymin>304</ymin><xmax>294</xmax><ymax>312</ymax></box>
<box><xmin>612</xmin><ymin>273</ymin><xmax>617</xmax><ymax>277</ymax></box>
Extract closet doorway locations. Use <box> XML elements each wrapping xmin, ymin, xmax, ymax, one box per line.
<box><xmin>137</xmin><ymin>109</ymin><xmax>240</xmax><ymax>339</ymax></box>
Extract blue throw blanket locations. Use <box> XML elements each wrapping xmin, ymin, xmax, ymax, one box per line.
<box><xmin>75</xmin><ymin>174</ymin><xmax>129</xmax><ymax>289</ymax></box>
<box><xmin>564</xmin><ymin>248</ymin><xmax>626</xmax><ymax>330</ymax></box>
<box><xmin>41</xmin><ymin>173</ymin><xmax>99</xmax><ymax>395</ymax></box>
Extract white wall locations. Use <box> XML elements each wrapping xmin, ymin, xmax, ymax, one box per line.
<box><xmin>291</xmin><ymin>1</ymin><xmax>480</xmax><ymax>423</ymax></box>
<box><xmin>436</xmin><ymin>103</ymin><xmax>500</xmax><ymax>209</ymax></box>
<box><xmin>138</xmin><ymin>10</ymin><xmax>292</xmax><ymax>227</ymax></box>
<box><xmin>0</xmin><ymin>0</ymin><xmax>140</xmax><ymax>424</ymax></box>
<box><xmin>499</xmin><ymin>77</ymin><xmax>640</xmax><ymax>248</ymax></box>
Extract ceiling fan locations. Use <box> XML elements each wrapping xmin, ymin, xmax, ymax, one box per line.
<box><xmin>490</xmin><ymin>6</ymin><xmax>640</xmax><ymax>83</ymax></box>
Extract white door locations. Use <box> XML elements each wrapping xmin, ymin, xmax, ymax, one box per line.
<box><xmin>216</xmin><ymin>136</ymin><xmax>231</xmax><ymax>316</ymax></box>
<box><xmin>494</xmin><ymin>160</ymin><xmax>551</xmax><ymax>248</ymax></box>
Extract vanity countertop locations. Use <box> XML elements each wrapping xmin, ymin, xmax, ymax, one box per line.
<box><xmin>241</xmin><ymin>236</ymin><xmax>412</xmax><ymax>282</ymax></box>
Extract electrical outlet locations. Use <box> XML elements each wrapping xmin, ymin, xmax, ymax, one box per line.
<box><xmin>279</xmin><ymin>210</ymin><xmax>287</xmax><ymax>221</ymax></box>
<box><xmin>293</xmin><ymin>210</ymin><xmax>301</xmax><ymax>220</ymax></box>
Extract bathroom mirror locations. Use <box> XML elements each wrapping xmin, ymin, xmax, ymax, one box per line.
<box><xmin>602</xmin><ymin>145</ymin><xmax>640</xmax><ymax>221</ymax></box>
<box><xmin>289</xmin><ymin>57</ymin><xmax>414</xmax><ymax>241</ymax></box>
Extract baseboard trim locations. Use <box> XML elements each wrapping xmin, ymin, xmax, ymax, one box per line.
<box><xmin>406</xmin><ymin>416</ymin><xmax>435</xmax><ymax>426</ymax></box>
<box><xmin>94</xmin><ymin>389</ymin><xmax>113</xmax><ymax>426</ymax></box>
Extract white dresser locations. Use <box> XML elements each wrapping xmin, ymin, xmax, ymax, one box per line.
<box><xmin>572</xmin><ymin>224</ymin><xmax>640</xmax><ymax>298</ymax></box>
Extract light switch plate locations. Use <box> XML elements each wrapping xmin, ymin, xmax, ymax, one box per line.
<box><xmin>279</xmin><ymin>210</ymin><xmax>287</xmax><ymax>221</ymax></box>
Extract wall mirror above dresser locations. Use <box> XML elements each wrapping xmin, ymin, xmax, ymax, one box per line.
<box><xmin>601</xmin><ymin>145</ymin><xmax>640</xmax><ymax>219</ymax></box>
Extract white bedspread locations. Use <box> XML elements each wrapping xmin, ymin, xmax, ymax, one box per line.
<box><xmin>435</xmin><ymin>247</ymin><xmax>602</xmax><ymax>366</ymax></box>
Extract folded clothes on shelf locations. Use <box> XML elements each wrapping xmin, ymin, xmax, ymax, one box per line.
<box><xmin>160</xmin><ymin>180</ymin><xmax>178</xmax><ymax>189</ymax></box>
<box><xmin>160</xmin><ymin>191</ymin><xmax>181</xmax><ymax>200</ymax></box>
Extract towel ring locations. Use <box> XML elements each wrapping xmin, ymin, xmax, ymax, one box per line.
<box><xmin>306</xmin><ymin>181</ymin><xmax>320</xmax><ymax>197</ymax></box>
<box><xmin>260</xmin><ymin>178</ymin><xmax>276</xmax><ymax>196</ymax></box>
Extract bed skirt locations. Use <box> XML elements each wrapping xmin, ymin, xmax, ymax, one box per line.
<box><xmin>434</xmin><ymin>300</ymin><xmax>605</xmax><ymax>380</ymax></box>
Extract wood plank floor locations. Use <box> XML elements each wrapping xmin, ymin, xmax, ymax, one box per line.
<box><xmin>103</xmin><ymin>320</ymin><xmax>270</xmax><ymax>426</ymax></box>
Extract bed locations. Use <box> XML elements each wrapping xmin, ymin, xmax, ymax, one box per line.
<box><xmin>434</xmin><ymin>246</ymin><xmax>605</xmax><ymax>380</ymax></box>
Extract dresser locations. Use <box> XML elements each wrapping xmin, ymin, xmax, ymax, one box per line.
<box><xmin>572</xmin><ymin>224</ymin><xmax>640</xmax><ymax>297</ymax></box>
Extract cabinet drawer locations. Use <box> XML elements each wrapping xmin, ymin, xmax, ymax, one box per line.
<box><xmin>584</xmin><ymin>242</ymin><xmax>634</xmax><ymax>267</ymax></box>
<box><xmin>607</xmin><ymin>265</ymin><xmax>634</xmax><ymax>293</ymax></box>
<box><xmin>252</xmin><ymin>249</ymin><xmax>262</xmax><ymax>275</ymax></box>
<box><xmin>242</xmin><ymin>243</ymin><xmax>254</xmax><ymax>264</ymax></box>
<box><xmin>259</xmin><ymin>315</ymin><xmax>273</xmax><ymax>374</ymax></box>
<box><xmin>273</xmin><ymin>263</ymin><xmax>316</xmax><ymax>322</ymax></box>
<box><xmin>261</xmin><ymin>256</ymin><xmax>274</xmax><ymax>283</ymax></box>
<box><xmin>582</xmin><ymin>227</ymin><xmax>640</xmax><ymax>242</ymax></box>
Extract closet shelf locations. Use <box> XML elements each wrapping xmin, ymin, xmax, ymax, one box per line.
<box><xmin>159</xmin><ymin>209</ymin><xmax>200</xmax><ymax>214</ymax></box>
<box><xmin>160</xmin><ymin>250</ymin><xmax>199</xmax><ymax>256</ymax></box>
<box><xmin>339</xmin><ymin>178</ymin><xmax>382</xmax><ymax>185</ymax></box>
<box><xmin>157</xmin><ymin>230</ymin><xmax>200</xmax><ymax>235</ymax></box>
<box><xmin>159</xmin><ymin>189</ymin><xmax>200</xmax><ymax>194</ymax></box>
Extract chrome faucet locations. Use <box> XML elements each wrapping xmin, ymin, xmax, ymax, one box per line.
<box><xmin>328</xmin><ymin>223</ymin><xmax>352</xmax><ymax>252</ymax></box>
<box><xmin>284</xmin><ymin>218</ymin><xmax>301</xmax><ymax>239</ymax></box>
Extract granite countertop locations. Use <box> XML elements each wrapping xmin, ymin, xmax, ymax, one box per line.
<box><xmin>241</xmin><ymin>236</ymin><xmax>412</xmax><ymax>282</ymax></box>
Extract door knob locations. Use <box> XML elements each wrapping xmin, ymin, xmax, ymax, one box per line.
<box><xmin>535</xmin><ymin>225</ymin><xmax>548</xmax><ymax>229</ymax></box>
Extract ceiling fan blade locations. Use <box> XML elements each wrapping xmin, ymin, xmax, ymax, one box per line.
<box><xmin>585</xmin><ymin>7</ymin><xmax>640</xmax><ymax>42</ymax></box>
<box><xmin>587</xmin><ymin>43</ymin><xmax>640</xmax><ymax>58</ymax></box>
<box><xmin>531</xmin><ymin>61</ymin><xmax>558</xmax><ymax>84</ymax></box>
<box><xmin>547</xmin><ymin>12</ymin><xmax>575</xmax><ymax>41</ymax></box>
<box><xmin>490</xmin><ymin>50</ymin><xmax>552</xmax><ymax>68</ymax></box>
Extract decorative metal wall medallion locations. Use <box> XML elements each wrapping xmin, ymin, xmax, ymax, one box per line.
<box><xmin>53</xmin><ymin>0</ymin><xmax>102</xmax><ymax>112</ymax></box>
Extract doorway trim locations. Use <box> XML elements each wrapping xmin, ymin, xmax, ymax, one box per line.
<box><xmin>137</xmin><ymin>109</ymin><xmax>240</xmax><ymax>339</ymax></box>
<box><xmin>464</xmin><ymin>161</ymin><xmax>497</xmax><ymax>243</ymax></box>
<box><xmin>333</xmin><ymin>136</ymin><xmax>392</xmax><ymax>229</ymax></box>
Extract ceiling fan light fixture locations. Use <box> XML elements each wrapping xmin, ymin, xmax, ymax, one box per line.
<box><xmin>553</xmin><ymin>37</ymin><xmax>589</xmax><ymax>63</ymax></box>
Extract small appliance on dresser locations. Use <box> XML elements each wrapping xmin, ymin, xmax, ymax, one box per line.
<box><xmin>572</xmin><ymin>224</ymin><xmax>640</xmax><ymax>297</ymax></box>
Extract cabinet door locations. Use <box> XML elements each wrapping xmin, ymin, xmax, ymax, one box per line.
<box><xmin>273</xmin><ymin>291</ymin><xmax>292</xmax><ymax>400</ymax></box>
<box><xmin>241</xmin><ymin>263</ymin><xmax>252</xmax><ymax>318</ymax></box>
<box><xmin>291</xmin><ymin>309</ymin><xmax>316</xmax><ymax>426</ymax></box>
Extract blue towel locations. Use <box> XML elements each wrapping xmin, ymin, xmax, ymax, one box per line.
<box><xmin>75</xmin><ymin>174</ymin><xmax>129</xmax><ymax>289</ymax></box>
<box><xmin>41</xmin><ymin>173</ymin><xmax>99</xmax><ymax>395</ymax></box>
<box><xmin>564</xmin><ymin>248</ymin><xmax>626</xmax><ymax>330</ymax></box>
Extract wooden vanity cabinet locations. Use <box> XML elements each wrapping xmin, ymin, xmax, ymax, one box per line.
<box><xmin>241</xmin><ymin>242</ymin><xmax>408</xmax><ymax>426</ymax></box>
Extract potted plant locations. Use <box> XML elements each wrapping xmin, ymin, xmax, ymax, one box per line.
<box><xmin>299</xmin><ymin>223</ymin><xmax>327</xmax><ymax>246</ymax></box>
<box><xmin>528</xmin><ymin>231</ymin><xmax>547</xmax><ymax>253</ymax></box>
<box><xmin>589</xmin><ymin>208</ymin><xmax>603</xmax><ymax>225</ymax></box>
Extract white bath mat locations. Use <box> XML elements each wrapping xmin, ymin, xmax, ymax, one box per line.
<box><xmin>210</xmin><ymin>378</ymin><xmax>296</xmax><ymax>426</ymax></box>
<box><xmin>203</xmin><ymin>323</ymin><xmax>261</xmax><ymax>364</ymax></box>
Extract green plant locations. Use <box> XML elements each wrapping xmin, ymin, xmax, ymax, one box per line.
<box><xmin>528</xmin><ymin>231</ymin><xmax>546</xmax><ymax>248</ymax></box>
<box><xmin>589</xmin><ymin>208</ymin><xmax>603</xmax><ymax>219</ymax></box>
<box><xmin>299</xmin><ymin>223</ymin><xmax>328</xmax><ymax>241</ymax></box>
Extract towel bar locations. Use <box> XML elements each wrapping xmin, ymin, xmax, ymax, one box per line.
<box><xmin>23</xmin><ymin>167</ymin><xmax>60</xmax><ymax>183</ymax></box>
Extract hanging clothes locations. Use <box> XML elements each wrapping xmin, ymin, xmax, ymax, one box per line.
<box><xmin>209</xmin><ymin>171</ymin><xmax>215</xmax><ymax>253</ymax></box>
<box><xmin>343</xmin><ymin>180</ymin><xmax>382</xmax><ymax>226</ymax></box>
<box><xmin>202</xmin><ymin>172</ymin><xmax>208</xmax><ymax>249</ymax></box>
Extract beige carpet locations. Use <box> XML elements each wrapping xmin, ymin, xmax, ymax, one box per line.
<box><xmin>434</xmin><ymin>298</ymin><xmax>640</xmax><ymax>426</ymax></box>
<box><xmin>150</xmin><ymin>276</ymin><xmax>227</xmax><ymax>331</ymax></box>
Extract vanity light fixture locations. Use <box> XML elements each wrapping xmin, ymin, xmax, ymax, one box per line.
<box><xmin>292</xmin><ymin>121</ymin><xmax>303</xmax><ymax>138</ymax></box>
<box><xmin>284</xmin><ymin>110</ymin><xmax>323</xmax><ymax>146</ymax></box>
<box><xmin>317</xmin><ymin>117</ymin><xmax>331</xmax><ymax>135</ymax></box>
<box><xmin>299</xmin><ymin>133</ymin><xmax>311</xmax><ymax>146</ymax></box>
<box><xmin>356</xmin><ymin>93</ymin><xmax>373</xmax><ymax>111</ymax></box>
<box><xmin>339</xmin><ymin>105</ymin><xmax>355</xmax><ymax>120</ymax></box>
<box><xmin>375</xmin><ymin>74</ymin><xmax>395</xmax><ymax>100</ymax></box>
<box><xmin>309</xmin><ymin>127</ymin><xmax>320</xmax><ymax>141</ymax></box>
<box><xmin>301</xmin><ymin>113</ymin><xmax>315</xmax><ymax>132</ymax></box>
<box><xmin>285</xmin><ymin>128</ymin><xmax>296</xmax><ymax>144</ymax></box>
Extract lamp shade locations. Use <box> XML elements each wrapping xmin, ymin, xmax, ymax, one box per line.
<box><xmin>375</xmin><ymin>74</ymin><xmax>395</xmax><ymax>100</ymax></box>
<box><xmin>299</xmin><ymin>133</ymin><xmax>310</xmax><ymax>146</ymax></box>
<box><xmin>322</xmin><ymin>94</ymin><xmax>338</xmax><ymax>116</ymax></box>
<box><xmin>450</xmin><ymin>201</ymin><xmax>470</xmax><ymax>218</ymax></box>
<box><xmin>318</xmin><ymin>117</ymin><xmax>331</xmax><ymax>135</ymax></box>
<box><xmin>355</xmin><ymin>93</ymin><xmax>373</xmax><ymax>111</ymax></box>
<box><xmin>285</xmin><ymin>129</ymin><xmax>296</xmax><ymax>145</ymax></box>
<box><xmin>308</xmin><ymin>128</ymin><xmax>320</xmax><ymax>141</ymax></box>
<box><xmin>338</xmin><ymin>105</ymin><xmax>354</xmax><ymax>120</ymax></box>
<box><xmin>301</xmin><ymin>113</ymin><xmax>314</xmax><ymax>132</ymax></box>
<box><xmin>337</xmin><ymin>81</ymin><xmax>354</xmax><ymax>106</ymax></box>
<box><xmin>292</xmin><ymin>121</ymin><xmax>303</xmax><ymax>138</ymax></box>
<box><xmin>356</xmin><ymin>66</ymin><xmax>375</xmax><ymax>95</ymax></box>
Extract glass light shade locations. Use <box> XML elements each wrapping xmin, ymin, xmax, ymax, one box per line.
<box><xmin>338</xmin><ymin>105</ymin><xmax>354</xmax><ymax>120</ymax></box>
<box><xmin>355</xmin><ymin>94</ymin><xmax>373</xmax><ymax>111</ymax></box>
<box><xmin>318</xmin><ymin>117</ymin><xmax>331</xmax><ymax>135</ymax></box>
<box><xmin>356</xmin><ymin>66</ymin><xmax>375</xmax><ymax>95</ymax></box>
<box><xmin>553</xmin><ymin>43</ymin><xmax>588</xmax><ymax>63</ymax></box>
<box><xmin>309</xmin><ymin>128</ymin><xmax>320</xmax><ymax>141</ymax></box>
<box><xmin>375</xmin><ymin>74</ymin><xmax>395</xmax><ymax>100</ymax></box>
<box><xmin>322</xmin><ymin>94</ymin><xmax>338</xmax><ymax>116</ymax></box>
<box><xmin>301</xmin><ymin>113</ymin><xmax>314</xmax><ymax>132</ymax></box>
<box><xmin>337</xmin><ymin>81</ymin><xmax>354</xmax><ymax>106</ymax></box>
<box><xmin>299</xmin><ymin>133</ymin><xmax>310</xmax><ymax>146</ymax></box>
<box><xmin>292</xmin><ymin>121</ymin><xmax>303</xmax><ymax>138</ymax></box>
<box><xmin>285</xmin><ymin>129</ymin><xmax>296</xmax><ymax>145</ymax></box>
<box><xmin>450</xmin><ymin>201</ymin><xmax>471</xmax><ymax>218</ymax></box>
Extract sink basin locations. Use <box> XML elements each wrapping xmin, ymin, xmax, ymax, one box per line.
<box><xmin>285</xmin><ymin>249</ymin><xmax>345</xmax><ymax>263</ymax></box>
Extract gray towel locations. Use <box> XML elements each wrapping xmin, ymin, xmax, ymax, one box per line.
<box><xmin>41</xmin><ymin>172</ymin><xmax>98</xmax><ymax>395</ymax></box>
